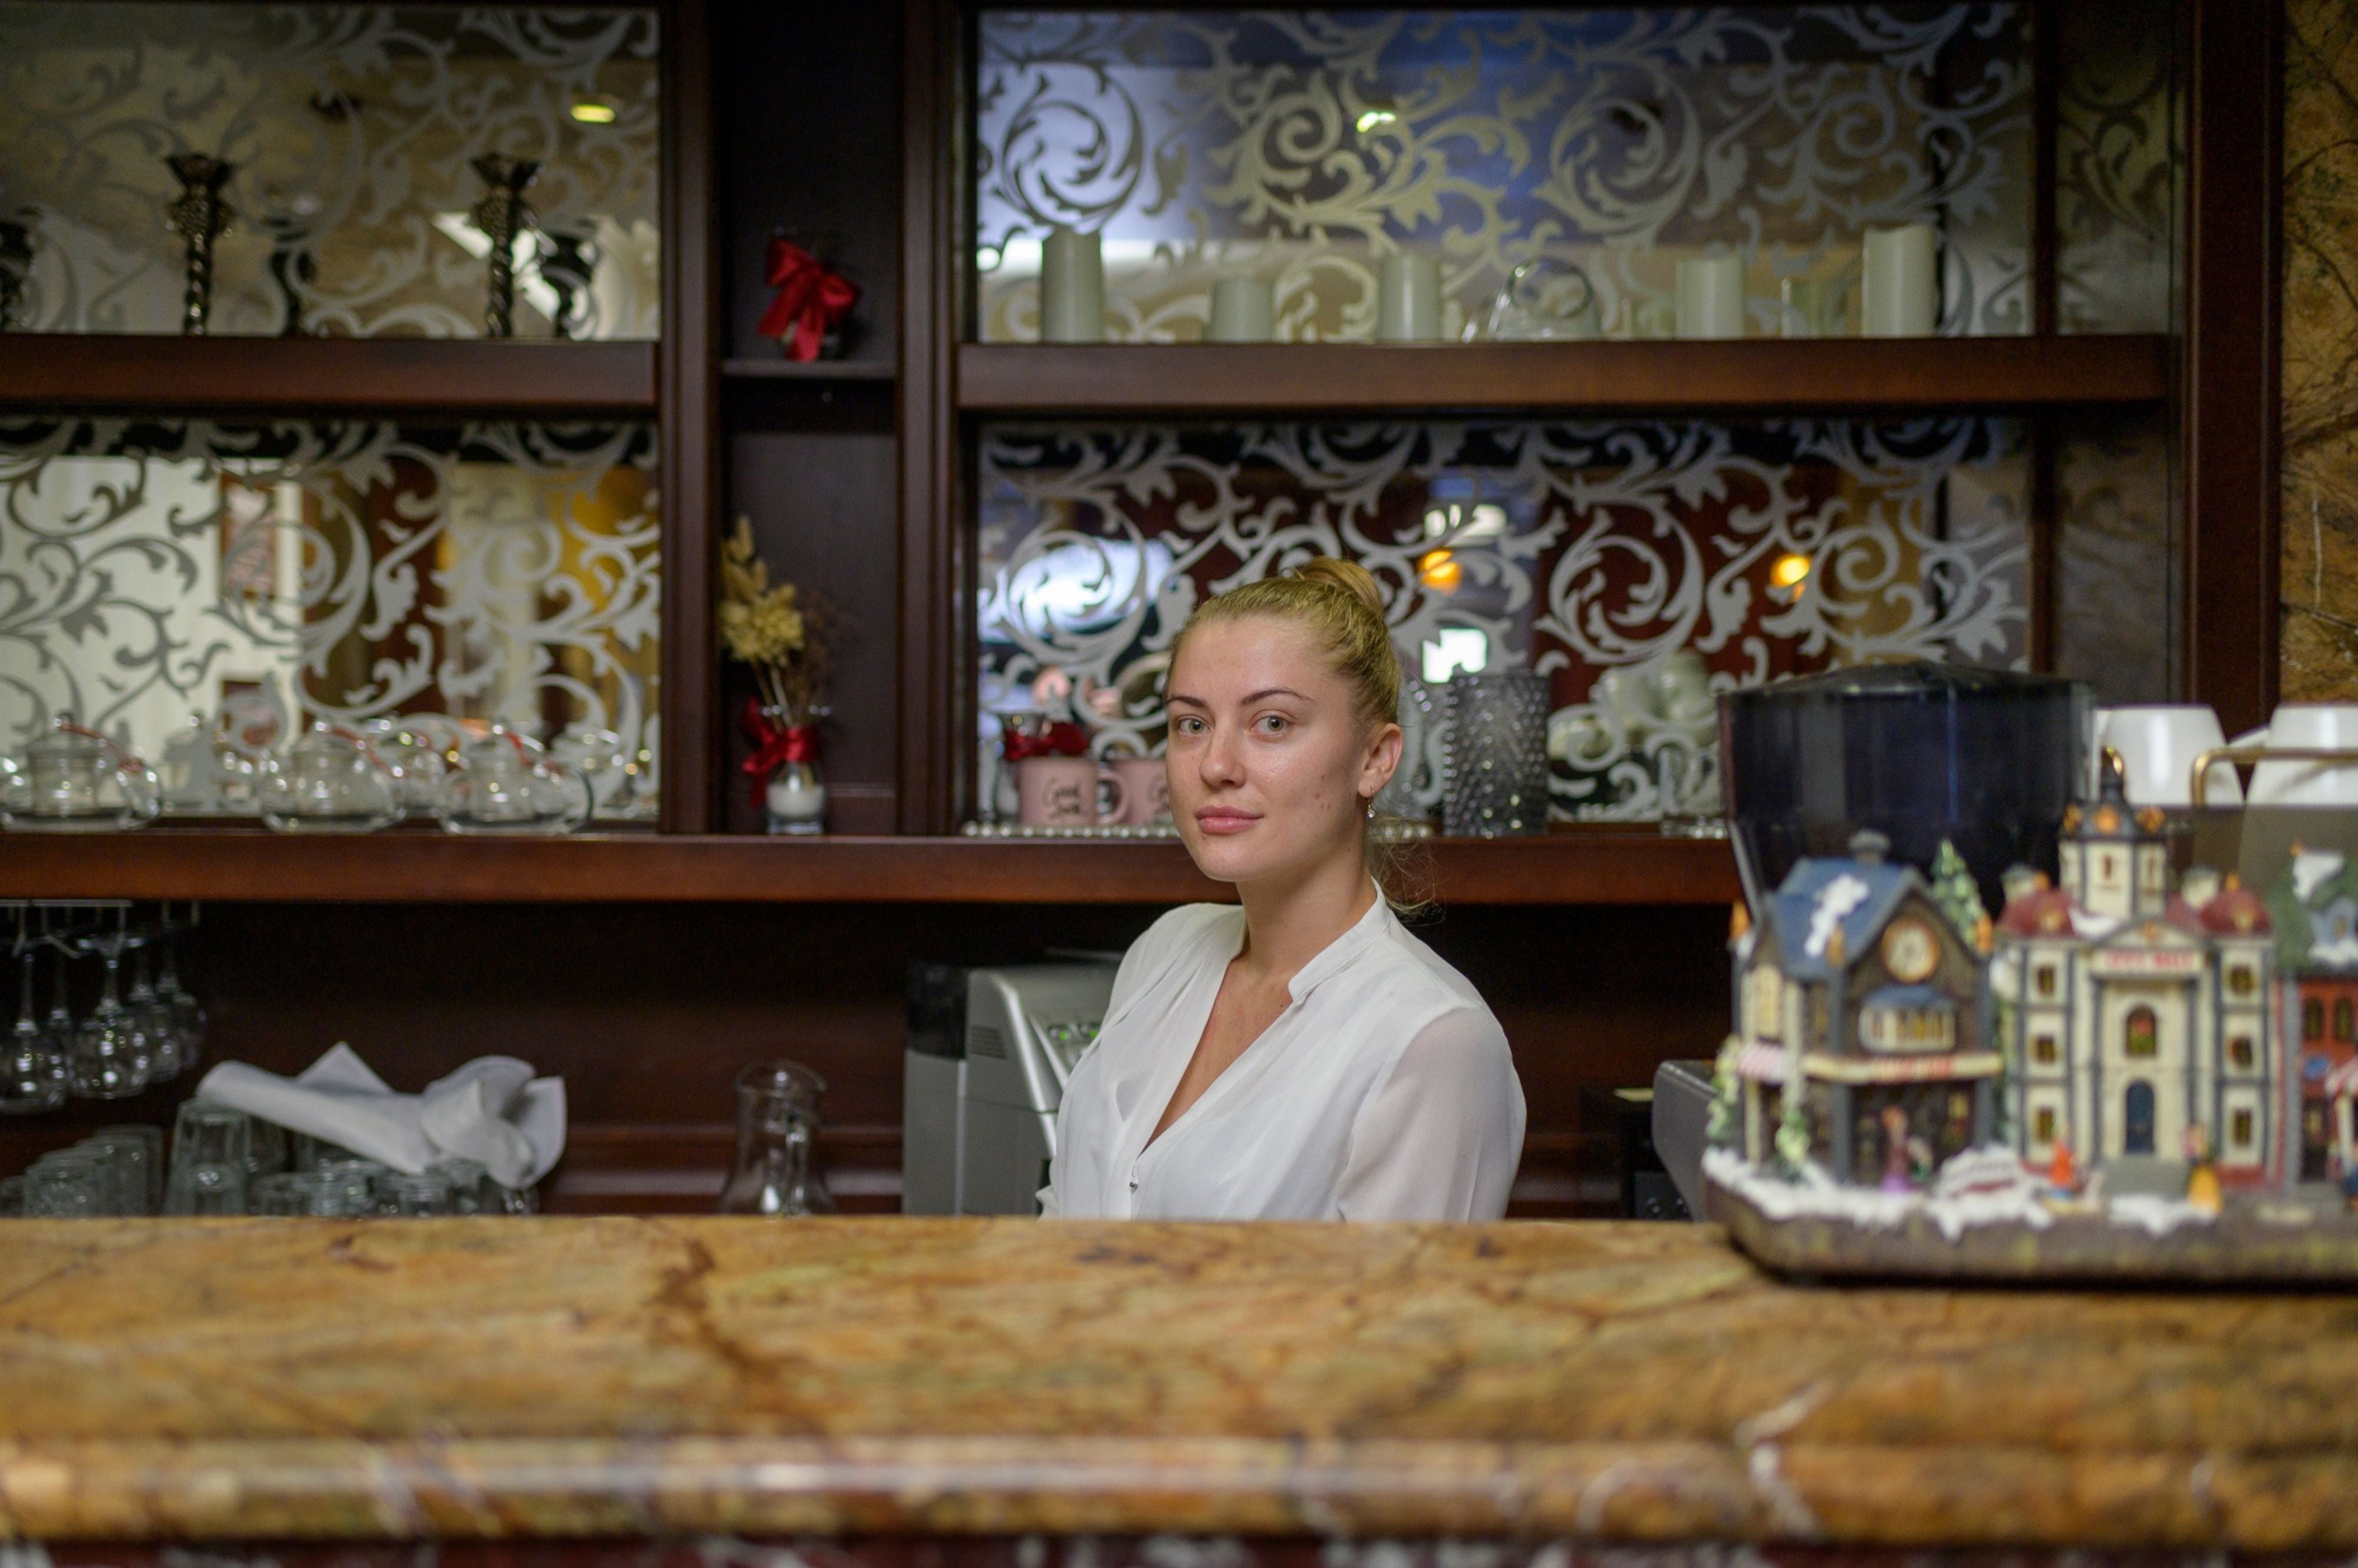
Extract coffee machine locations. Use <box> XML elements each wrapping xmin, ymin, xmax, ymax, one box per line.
<box><xmin>903</xmin><ymin>960</ymin><xmax>1118</xmax><ymax>1215</ymax></box>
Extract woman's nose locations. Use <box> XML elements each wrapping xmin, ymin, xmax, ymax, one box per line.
<box><xmin>1197</xmin><ymin>725</ymin><xmax>1246</xmax><ymax>786</ymax></box>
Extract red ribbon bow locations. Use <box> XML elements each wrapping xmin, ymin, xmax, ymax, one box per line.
<box><xmin>742</xmin><ymin>697</ymin><xmax>819</xmax><ymax>806</ymax></box>
<box><xmin>757</xmin><ymin>239</ymin><xmax>859</xmax><ymax>361</ymax></box>
<box><xmin>1001</xmin><ymin>719</ymin><xmax>1089</xmax><ymax>762</ymax></box>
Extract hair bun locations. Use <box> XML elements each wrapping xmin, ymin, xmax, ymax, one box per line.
<box><xmin>1290</xmin><ymin>556</ymin><xmax>1385</xmax><ymax>618</ymax></box>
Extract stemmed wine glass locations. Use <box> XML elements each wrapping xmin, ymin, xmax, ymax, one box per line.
<box><xmin>1</xmin><ymin>910</ymin><xmax>67</xmax><ymax>1112</ymax></box>
<box><xmin>69</xmin><ymin>908</ymin><xmax>152</xmax><ymax>1100</ymax></box>
<box><xmin>155</xmin><ymin>905</ymin><xmax>206</xmax><ymax>1076</ymax></box>
<box><xmin>124</xmin><ymin>935</ymin><xmax>186</xmax><ymax>1081</ymax></box>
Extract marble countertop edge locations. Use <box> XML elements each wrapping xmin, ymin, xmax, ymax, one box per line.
<box><xmin>2</xmin><ymin>1436</ymin><xmax>2352</xmax><ymax>1550</ymax></box>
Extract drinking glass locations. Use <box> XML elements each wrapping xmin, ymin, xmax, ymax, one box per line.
<box><xmin>429</xmin><ymin>1157</ymin><xmax>490</xmax><ymax>1215</ymax></box>
<box><xmin>85</xmin><ymin>1125</ymin><xmax>162</xmax><ymax>1215</ymax></box>
<box><xmin>156</xmin><ymin>921</ymin><xmax>206</xmax><ymax>1075</ymax></box>
<box><xmin>2</xmin><ymin>942</ymin><xmax>68</xmax><ymax>1114</ymax></box>
<box><xmin>314</xmin><ymin>1157</ymin><xmax>388</xmax><ymax>1215</ymax></box>
<box><xmin>24</xmin><ymin>1154</ymin><xmax>107</xmax><ymax>1218</ymax></box>
<box><xmin>70</xmin><ymin>1137</ymin><xmax>140</xmax><ymax>1215</ymax></box>
<box><xmin>293</xmin><ymin>1134</ymin><xmax>364</xmax><ymax>1170</ymax></box>
<box><xmin>0</xmin><ymin>1174</ymin><xmax>22</xmax><ymax>1215</ymax></box>
<box><xmin>373</xmin><ymin>1170</ymin><xmax>457</xmax><ymax>1216</ymax></box>
<box><xmin>164</xmin><ymin>1100</ymin><xmax>252</xmax><ymax>1215</ymax></box>
<box><xmin>245</xmin><ymin>1118</ymin><xmax>289</xmax><ymax>1180</ymax></box>
<box><xmin>125</xmin><ymin>939</ymin><xmax>186</xmax><ymax>1081</ymax></box>
<box><xmin>70</xmin><ymin>938</ymin><xmax>151</xmax><ymax>1100</ymax></box>
<box><xmin>255</xmin><ymin>1169</ymin><xmax>365</xmax><ymax>1217</ymax></box>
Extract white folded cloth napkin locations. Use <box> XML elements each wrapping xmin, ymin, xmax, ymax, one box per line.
<box><xmin>197</xmin><ymin>1043</ymin><xmax>565</xmax><ymax>1189</ymax></box>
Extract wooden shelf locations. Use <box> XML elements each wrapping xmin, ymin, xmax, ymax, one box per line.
<box><xmin>1</xmin><ymin>335</ymin><xmax>658</xmax><ymax>417</ymax></box>
<box><xmin>956</xmin><ymin>335</ymin><xmax>2172</xmax><ymax>416</ymax></box>
<box><xmin>722</xmin><ymin>357</ymin><xmax>896</xmax><ymax>381</ymax></box>
<box><xmin>0</xmin><ymin>829</ymin><xmax>1738</xmax><ymax>905</ymax></box>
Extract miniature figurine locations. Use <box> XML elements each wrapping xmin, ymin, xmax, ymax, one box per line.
<box><xmin>2046</xmin><ymin>1139</ymin><xmax>2080</xmax><ymax>1196</ymax></box>
<box><xmin>2184</xmin><ymin>1124</ymin><xmax>2223</xmax><ymax>1214</ymax></box>
<box><xmin>1988</xmin><ymin>756</ymin><xmax>2275</xmax><ymax>1187</ymax></box>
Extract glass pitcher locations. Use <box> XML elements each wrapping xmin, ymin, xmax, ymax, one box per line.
<box><xmin>718</xmin><ymin>1059</ymin><xmax>836</xmax><ymax>1215</ymax></box>
<box><xmin>1</xmin><ymin>714</ymin><xmax>162</xmax><ymax>832</ymax></box>
<box><xmin>439</xmin><ymin>726</ymin><xmax>594</xmax><ymax>834</ymax></box>
<box><xmin>261</xmin><ymin>723</ymin><xmax>403</xmax><ymax>833</ymax></box>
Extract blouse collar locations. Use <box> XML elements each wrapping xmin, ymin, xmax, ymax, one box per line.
<box><xmin>1283</xmin><ymin>886</ymin><xmax>1394</xmax><ymax>1004</ymax></box>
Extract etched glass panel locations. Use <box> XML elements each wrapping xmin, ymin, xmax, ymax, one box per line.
<box><xmin>0</xmin><ymin>417</ymin><xmax>660</xmax><ymax>815</ymax></box>
<box><xmin>975</xmin><ymin>8</ymin><xmax>2032</xmax><ymax>342</ymax></box>
<box><xmin>0</xmin><ymin>4</ymin><xmax>660</xmax><ymax>338</ymax></box>
<box><xmin>977</xmin><ymin>417</ymin><xmax>2028</xmax><ymax>821</ymax></box>
<box><xmin>2054</xmin><ymin>0</ymin><xmax>2180</xmax><ymax>334</ymax></box>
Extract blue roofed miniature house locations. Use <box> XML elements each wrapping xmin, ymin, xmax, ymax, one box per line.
<box><xmin>1732</xmin><ymin>831</ymin><xmax>1998</xmax><ymax>1186</ymax></box>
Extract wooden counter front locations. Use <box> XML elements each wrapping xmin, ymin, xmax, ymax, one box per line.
<box><xmin>1</xmin><ymin>1217</ymin><xmax>2350</xmax><ymax>1549</ymax></box>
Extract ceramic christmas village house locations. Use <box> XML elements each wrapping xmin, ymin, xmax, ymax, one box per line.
<box><xmin>1714</xmin><ymin>760</ymin><xmax>2358</xmax><ymax>1210</ymax></box>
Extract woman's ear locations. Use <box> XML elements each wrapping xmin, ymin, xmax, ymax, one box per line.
<box><xmin>1358</xmin><ymin>722</ymin><xmax>1405</xmax><ymax>802</ymax></box>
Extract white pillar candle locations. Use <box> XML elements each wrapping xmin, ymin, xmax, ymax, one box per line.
<box><xmin>1207</xmin><ymin>275</ymin><xmax>1275</xmax><ymax>342</ymax></box>
<box><xmin>1674</xmin><ymin>252</ymin><xmax>1746</xmax><ymax>339</ymax></box>
<box><xmin>1039</xmin><ymin>226</ymin><xmax>1105</xmax><ymax>343</ymax></box>
<box><xmin>1861</xmin><ymin>223</ymin><xmax>1939</xmax><ymax>337</ymax></box>
<box><xmin>1376</xmin><ymin>252</ymin><xmax>1441</xmax><ymax>342</ymax></box>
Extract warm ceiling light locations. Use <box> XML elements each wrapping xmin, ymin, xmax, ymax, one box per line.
<box><xmin>570</xmin><ymin>100</ymin><xmax>618</xmax><ymax>125</ymax></box>
<box><xmin>1355</xmin><ymin>108</ymin><xmax>1398</xmax><ymax>133</ymax></box>
<box><xmin>1418</xmin><ymin>548</ymin><xmax>1462</xmax><ymax>592</ymax></box>
<box><xmin>1768</xmin><ymin>552</ymin><xmax>1812</xmax><ymax>590</ymax></box>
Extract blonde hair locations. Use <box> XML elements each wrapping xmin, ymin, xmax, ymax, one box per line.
<box><xmin>1172</xmin><ymin>556</ymin><xmax>1427</xmax><ymax>907</ymax></box>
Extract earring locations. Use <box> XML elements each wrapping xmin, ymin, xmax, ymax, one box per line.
<box><xmin>1364</xmin><ymin>800</ymin><xmax>1375</xmax><ymax>819</ymax></box>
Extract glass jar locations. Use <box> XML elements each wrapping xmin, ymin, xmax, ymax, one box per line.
<box><xmin>717</xmin><ymin>1059</ymin><xmax>835</xmax><ymax>1216</ymax></box>
<box><xmin>261</xmin><ymin>723</ymin><xmax>403</xmax><ymax>833</ymax></box>
<box><xmin>1</xmin><ymin>714</ymin><xmax>162</xmax><ymax>832</ymax></box>
<box><xmin>439</xmin><ymin>726</ymin><xmax>594</xmax><ymax>834</ymax></box>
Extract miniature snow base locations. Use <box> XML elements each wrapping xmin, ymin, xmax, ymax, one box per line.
<box><xmin>1702</xmin><ymin>1147</ymin><xmax>2050</xmax><ymax>1244</ymax></box>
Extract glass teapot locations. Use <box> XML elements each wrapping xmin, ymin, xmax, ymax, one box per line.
<box><xmin>439</xmin><ymin>724</ymin><xmax>594</xmax><ymax>834</ymax></box>
<box><xmin>260</xmin><ymin>723</ymin><xmax>403</xmax><ymax>834</ymax></box>
<box><xmin>717</xmin><ymin>1059</ymin><xmax>836</xmax><ymax>1216</ymax></box>
<box><xmin>0</xmin><ymin>714</ymin><xmax>162</xmax><ymax>832</ymax></box>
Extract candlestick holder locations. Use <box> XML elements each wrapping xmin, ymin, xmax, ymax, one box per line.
<box><xmin>536</xmin><ymin>228</ymin><xmax>594</xmax><ymax>340</ymax></box>
<box><xmin>468</xmin><ymin>154</ymin><xmax>541</xmax><ymax>338</ymax></box>
<box><xmin>0</xmin><ymin>216</ymin><xmax>30</xmax><ymax>332</ymax></box>
<box><xmin>260</xmin><ymin>189</ymin><xmax>321</xmax><ymax>337</ymax></box>
<box><xmin>164</xmin><ymin>153</ymin><xmax>237</xmax><ymax>336</ymax></box>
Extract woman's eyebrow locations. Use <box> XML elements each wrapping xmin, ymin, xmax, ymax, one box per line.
<box><xmin>1244</xmin><ymin>686</ymin><xmax>1308</xmax><ymax>704</ymax></box>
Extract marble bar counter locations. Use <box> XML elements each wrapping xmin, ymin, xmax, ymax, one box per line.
<box><xmin>4</xmin><ymin>1216</ymin><xmax>2356</xmax><ymax>1551</ymax></box>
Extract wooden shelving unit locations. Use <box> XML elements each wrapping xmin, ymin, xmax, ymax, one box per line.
<box><xmin>957</xmin><ymin>335</ymin><xmax>2174</xmax><ymax>416</ymax></box>
<box><xmin>0</xmin><ymin>335</ymin><xmax>657</xmax><ymax>416</ymax></box>
<box><xmin>0</xmin><ymin>829</ymin><xmax>1739</xmax><ymax>907</ymax></box>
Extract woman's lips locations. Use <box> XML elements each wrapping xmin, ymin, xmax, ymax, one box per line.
<box><xmin>1194</xmin><ymin>808</ymin><xmax>1260</xmax><ymax>836</ymax></box>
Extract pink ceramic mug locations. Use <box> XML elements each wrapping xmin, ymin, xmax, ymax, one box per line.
<box><xmin>1015</xmin><ymin>756</ymin><xmax>1128</xmax><ymax>827</ymax></box>
<box><xmin>1105</xmin><ymin>755</ymin><xmax>1171</xmax><ymax>825</ymax></box>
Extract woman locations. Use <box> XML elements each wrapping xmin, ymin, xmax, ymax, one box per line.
<box><xmin>1040</xmin><ymin>558</ymin><xmax>1526</xmax><ymax>1221</ymax></box>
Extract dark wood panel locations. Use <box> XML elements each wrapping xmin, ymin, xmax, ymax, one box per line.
<box><xmin>0</xmin><ymin>831</ymin><xmax>1741</xmax><ymax>905</ymax></box>
<box><xmin>714</xmin><ymin>0</ymin><xmax>902</xmax><ymax>365</ymax></box>
<box><xmin>723</xmin><ymin>420</ymin><xmax>904</xmax><ymax>833</ymax></box>
<box><xmin>0</xmin><ymin>336</ymin><xmax>655</xmax><ymax>416</ymax></box>
<box><xmin>722</xmin><ymin>358</ymin><xmax>897</xmax><ymax>381</ymax></box>
<box><xmin>899</xmin><ymin>0</ymin><xmax>963</xmax><ymax>834</ymax></box>
<box><xmin>956</xmin><ymin>335</ymin><xmax>2174</xmax><ymax>416</ymax></box>
<box><xmin>658</xmin><ymin>0</ymin><xmax>722</xmax><ymax>831</ymax></box>
<box><xmin>2182</xmin><ymin>0</ymin><xmax>2283</xmax><ymax>736</ymax></box>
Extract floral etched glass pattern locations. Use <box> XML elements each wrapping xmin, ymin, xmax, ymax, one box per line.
<box><xmin>977</xmin><ymin>418</ymin><xmax>2028</xmax><ymax>821</ymax></box>
<box><xmin>0</xmin><ymin>418</ymin><xmax>660</xmax><ymax>812</ymax></box>
<box><xmin>0</xmin><ymin>4</ymin><xmax>659</xmax><ymax>337</ymax></box>
<box><xmin>975</xmin><ymin>8</ymin><xmax>2033</xmax><ymax>342</ymax></box>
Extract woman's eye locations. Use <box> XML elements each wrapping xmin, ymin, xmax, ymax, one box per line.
<box><xmin>1255</xmin><ymin>714</ymin><xmax>1289</xmax><ymax>736</ymax></box>
<box><xmin>1174</xmin><ymin>716</ymin><xmax>1204</xmax><ymax>736</ymax></box>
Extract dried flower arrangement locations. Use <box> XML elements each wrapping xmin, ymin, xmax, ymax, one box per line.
<box><xmin>719</xmin><ymin>516</ymin><xmax>833</xmax><ymax>724</ymax></box>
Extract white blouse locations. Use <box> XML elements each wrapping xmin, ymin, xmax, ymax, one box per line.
<box><xmin>1039</xmin><ymin>895</ymin><xmax>1526</xmax><ymax>1221</ymax></box>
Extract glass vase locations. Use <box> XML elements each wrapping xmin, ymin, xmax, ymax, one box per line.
<box><xmin>719</xmin><ymin>1060</ymin><xmax>835</xmax><ymax>1216</ymax></box>
<box><xmin>1443</xmin><ymin>671</ymin><xmax>1552</xmax><ymax>837</ymax></box>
